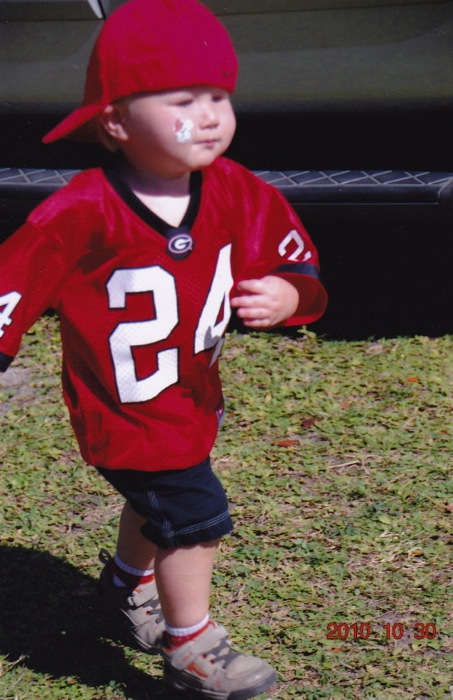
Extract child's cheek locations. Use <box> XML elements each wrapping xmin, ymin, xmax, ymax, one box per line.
<box><xmin>174</xmin><ymin>118</ymin><xmax>194</xmax><ymax>143</ymax></box>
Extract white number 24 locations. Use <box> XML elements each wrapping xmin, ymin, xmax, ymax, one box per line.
<box><xmin>107</xmin><ymin>244</ymin><xmax>233</xmax><ymax>403</ymax></box>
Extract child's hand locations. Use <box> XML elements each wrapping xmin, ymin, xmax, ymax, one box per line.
<box><xmin>230</xmin><ymin>275</ymin><xmax>299</xmax><ymax>329</ymax></box>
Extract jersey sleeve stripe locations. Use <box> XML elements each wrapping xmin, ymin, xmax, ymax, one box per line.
<box><xmin>273</xmin><ymin>263</ymin><xmax>321</xmax><ymax>280</ymax></box>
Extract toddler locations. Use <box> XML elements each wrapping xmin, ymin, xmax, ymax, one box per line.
<box><xmin>0</xmin><ymin>1</ymin><xmax>327</xmax><ymax>697</ymax></box>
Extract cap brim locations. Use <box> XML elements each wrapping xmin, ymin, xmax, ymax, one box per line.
<box><xmin>42</xmin><ymin>103</ymin><xmax>104</xmax><ymax>144</ymax></box>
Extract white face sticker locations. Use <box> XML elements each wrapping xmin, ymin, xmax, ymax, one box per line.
<box><xmin>174</xmin><ymin>118</ymin><xmax>194</xmax><ymax>144</ymax></box>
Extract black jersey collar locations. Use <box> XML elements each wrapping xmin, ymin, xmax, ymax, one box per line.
<box><xmin>104</xmin><ymin>167</ymin><xmax>202</xmax><ymax>239</ymax></box>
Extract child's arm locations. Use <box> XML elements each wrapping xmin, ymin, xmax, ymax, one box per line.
<box><xmin>231</xmin><ymin>275</ymin><xmax>299</xmax><ymax>329</ymax></box>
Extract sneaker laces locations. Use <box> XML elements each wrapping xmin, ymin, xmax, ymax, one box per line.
<box><xmin>202</xmin><ymin>630</ymin><xmax>239</xmax><ymax>669</ymax></box>
<box><xmin>167</xmin><ymin>623</ymin><xmax>243</xmax><ymax>671</ymax></box>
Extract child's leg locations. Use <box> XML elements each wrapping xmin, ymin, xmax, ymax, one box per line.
<box><xmin>97</xmin><ymin>500</ymin><xmax>165</xmax><ymax>654</ymax></box>
<box><xmin>154</xmin><ymin>539</ymin><xmax>218</xmax><ymax>628</ymax></box>
<box><xmin>117</xmin><ymin>501</ymin><xmax>217</xmax><ymax>628</ymax></box>
<box><xmin>97</xmin><ymin>465</ymin><xmax>276</xmax><ymax>697</ymax></box>
<box><xmin>116</xmin><ymin>500</ymin><xmax>157</xmax><ymax>570</ymax></box>
<box><xmin>158</xmin><ymin>537</ymin><xmax>276</xmax><ymax>698</ymax></box>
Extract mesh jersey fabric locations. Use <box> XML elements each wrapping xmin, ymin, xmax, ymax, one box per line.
<box><xmin>0</xmin><ymin>157</ymin><xmax>327</xmax><ymax>471</ymax></box>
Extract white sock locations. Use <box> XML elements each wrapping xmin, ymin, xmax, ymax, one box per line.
<box><xmin>112</xmin><ymin>552</ymin><xmax>155</xmax><ymax>588</ymax></box>
<box><xmin>165</xmin><ymin>613</ymin><xmax>210</xmax><ymax>638</ymax></box>
<box><xmin>113</xmin><ymin>552</ymin><xmax>155</xmax><ymax>577</ymax></box>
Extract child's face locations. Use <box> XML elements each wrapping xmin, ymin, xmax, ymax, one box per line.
<box><xmin>106</xmin><ymin>86</ymin><xmax>236</xmax><ymax>178</ymax></box>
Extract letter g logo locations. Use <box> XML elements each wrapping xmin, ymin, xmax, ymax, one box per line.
<box><xmin>166</xmin><ymin>233</ymin><xmax>194</xmax><ymax>260</ymax></box>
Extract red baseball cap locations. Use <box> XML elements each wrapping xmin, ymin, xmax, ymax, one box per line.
<box><xmin>43</xmin><ymin>0</ymin><xmax>239</xmax><ymax>143</ymax></box>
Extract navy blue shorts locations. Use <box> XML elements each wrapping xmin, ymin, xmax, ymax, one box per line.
<box><xmin>97</xmin><ymin>457</ymin><xmax>233</xmax><ymax>549</ymax></box>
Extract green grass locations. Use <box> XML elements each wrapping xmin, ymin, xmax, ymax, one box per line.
<box><xmin>0</xmin><ymin>316</ymin><xmax>452</xmax><ymax>699</ymax></box>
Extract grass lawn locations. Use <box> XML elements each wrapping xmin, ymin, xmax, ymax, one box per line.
<box><xmin>0</xmin><ymin>316</ymin><xmax>451</xmax><ymax>699</ymax></box>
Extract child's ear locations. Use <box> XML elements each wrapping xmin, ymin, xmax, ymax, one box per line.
<box><xmin>99</xmin><ymin>103</ymin><xmax>129</xmax><ymax>141</ymax></box>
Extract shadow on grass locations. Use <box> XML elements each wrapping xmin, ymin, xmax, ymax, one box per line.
<box><xmin>0</xmin><ymin>545</ymin><xmax>170</xmax><ymax>699</ymax></box>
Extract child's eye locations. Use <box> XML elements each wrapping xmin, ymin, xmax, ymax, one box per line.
<box><xmin>212</xmin><ymin>92</ymin><xmax>228</xmax><ymax>103</ymax></box>
<box><xmin>175</xmin><ymin>98</ymin><xmax>193</xmax><ymax>107</ymax></box>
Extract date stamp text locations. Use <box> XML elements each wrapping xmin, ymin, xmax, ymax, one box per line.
<box><xmin>326</xmin><ymin>621</ymin><xmax>437</xmax><ymax>642</ymax></box>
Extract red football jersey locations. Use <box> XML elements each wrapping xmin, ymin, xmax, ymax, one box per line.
<box><xmin>0</xmin><ymin>157</ymin><xmax>327</xmax><ymax>470</ymax></box>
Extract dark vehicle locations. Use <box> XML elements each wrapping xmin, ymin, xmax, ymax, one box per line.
<box><xmin>1</xmin><ymin>0</ymin><xmax>453</xmax><ymax>337</ymax></box>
